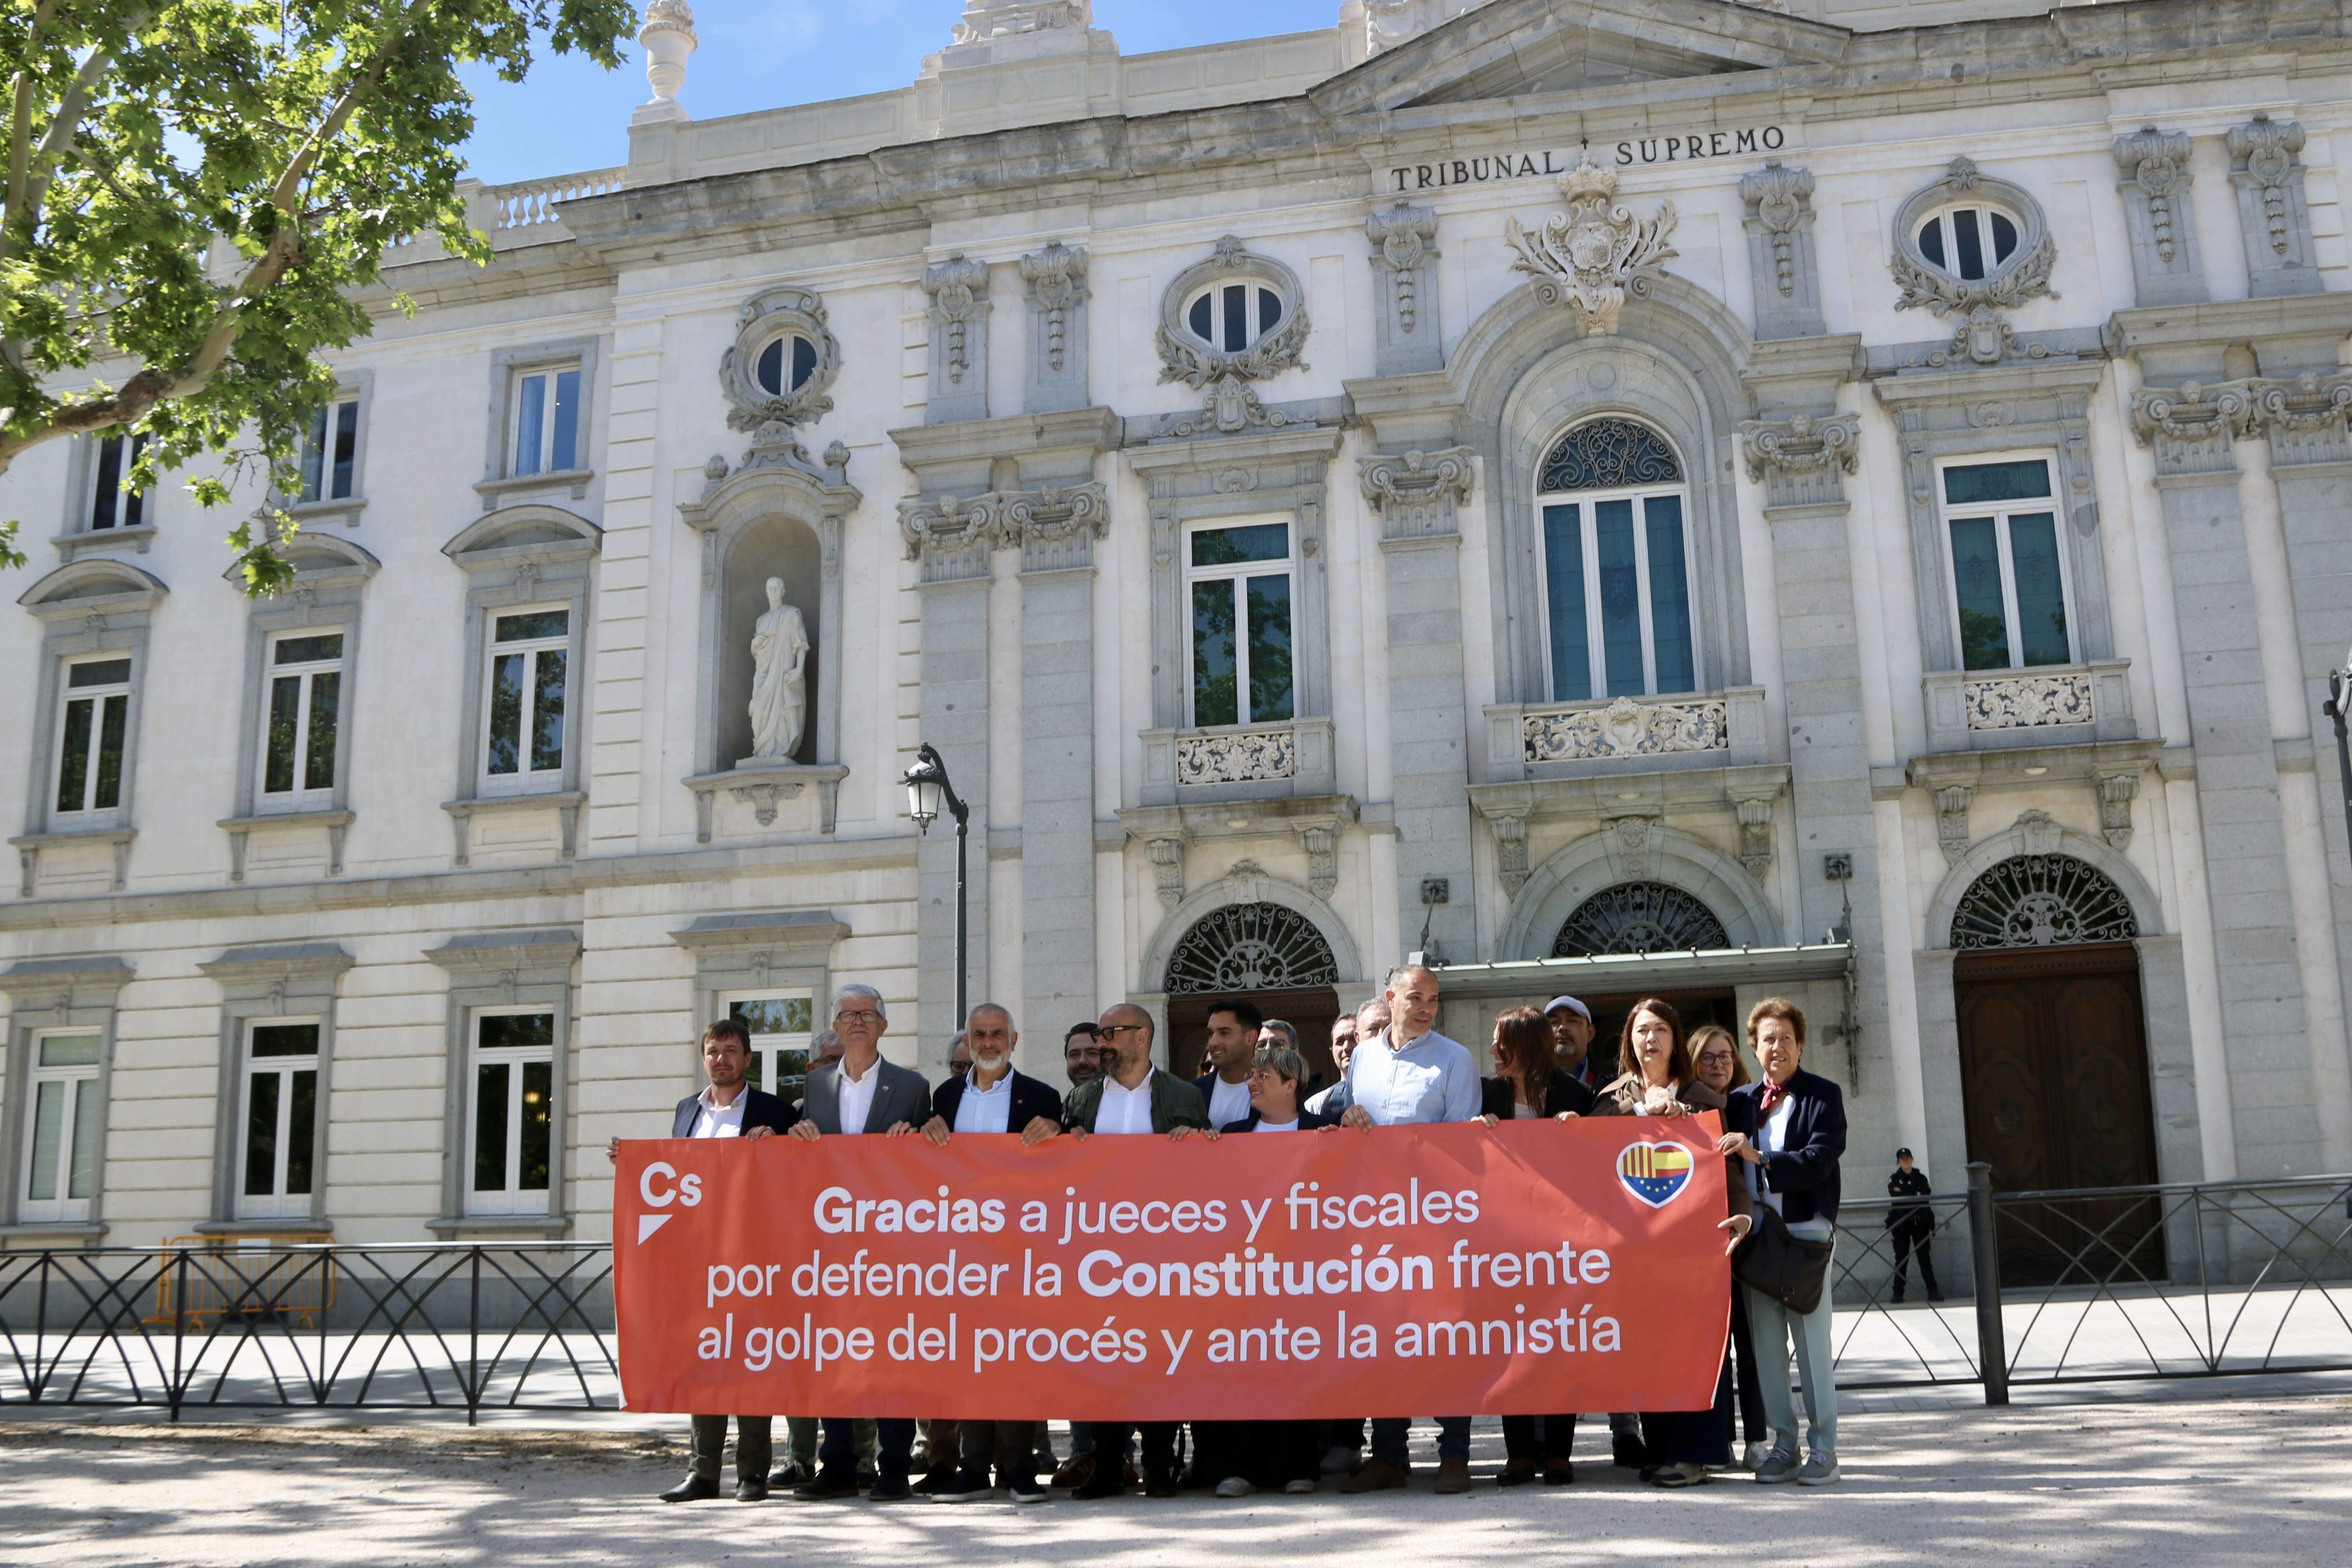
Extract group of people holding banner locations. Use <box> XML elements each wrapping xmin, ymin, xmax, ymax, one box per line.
<box><xmin>630</xmin><ymin>960</ymin><xmax>1847</xmax><ymax>1503</ymax></box>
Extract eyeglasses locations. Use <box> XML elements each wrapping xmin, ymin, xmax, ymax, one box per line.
<box><xmin>1098</xmin><ymin>1024</ymin><xmax>1148</xmax><ymax>1037</ymax></box>
<box><xmin>834</xmin><ymin>1009</ymin><xmax>883</xmax><ymax>1026</ymax></box>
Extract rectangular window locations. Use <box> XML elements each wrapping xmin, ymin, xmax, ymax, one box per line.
<box><xmin>484</xmin><ymin>610</ymin><xmax>568</xmax><ymax>788</ymax></box>
<box><xmin>298</xmin><ymin>398</ymin><xmax>361</xmax><ymax>503</ymax></box>
<box><xmin>1541</xmin><ymin>490</ymin><xmax>1697</xmax><ymax>701</ymax></box>
<box><xmin>89</xmin><ymin>433</ymin><xmax>147</xmax><ymax>531</ymax></box>
<box><xmin>1185</xmin><ymin>522</ymin><xmax>1294</xmax><ymax>728</ymax></box>
<box><xmin>237</xmin><ymin>1022</ymin><xmax>319</xmax><ymax>1220</ymax></box>
<box><xmin>510</xmin><ymin>366</ymin><xmax>582</xmax><ymax>477</ymax></box>
<box><xmin>261</xmin><ymin>633</ymin><xmax>344</xmax><ymax>806</ymax></box>
<box><xmin>725</xmin><ymin>993</ymin><xmax>815</xmax><ymax>1103</ymax></box>
<box><xmin>19</xmin><ymin>1032</ymin><xmax>102</xmax><ymax>1224</ymax></box>
<box><xmin>1940</xmin><ymin>457</ymin><xmax>2072</xmax><ymax>671</ymax></box>
<box><xmin>54</xmin><ymin>657</ymin><xmax>132</xmax><ymax>820</ymax></box>
<box><xmin>467</xmin><ymin>1011</ymin><xmax>555</xmax><ymax>1216</ymax></box>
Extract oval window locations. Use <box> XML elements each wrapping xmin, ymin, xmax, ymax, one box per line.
<box><xmin>1916</xmin><ymin>205</ymin><xmax>2020</xmax><ymax>283</ymax></box>
<box><xmin>755</xmin><ymin>334</ymin><xmax>819</xmax><ymax>397</ymax></box>
<box><xmin>1185</xmin><ymin>283</ymin><xmax>1287</xmax><ymax>354</ymax></box>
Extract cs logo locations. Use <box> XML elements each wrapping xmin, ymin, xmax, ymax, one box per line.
<box><xmin>636</xmin><ymin>1162</ymin><xmax>703</xmax><ymax>1243</ymax></box>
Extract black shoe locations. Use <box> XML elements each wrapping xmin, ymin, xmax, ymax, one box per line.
<box><xmin>856</xmin><ymin>1468</ymin><xmax>878</xmax><ymax>1490</ymax></box>
<box><xmin>937</xmin><ymin>1471</ymin><xmax>994</xmax><ymax>1503</ymax></box>
<box><xmin>1009</xmin><ymin>1471</ymin><xmax>1049</xmax><ymax>1504</ymax></box>
<box><xmin>733</xmin><ymin>1478</ymin><xmax>768</xmax><ymax>1503</ymax></box>
<box><xmin>1612</xmin><ymin>1433</ymin><xmax>1645</xmax><ymax>1469</ymax></box>
<box><xmin>1496</xmin><ymin>1461</ymin><xmax>1539</xmax><ymax>1488</ymax></box>
<box><xmin>868</xmin><ymin>1473</ymin><xmax>914</xmax><ymax>1503</ymax></box>
<box><xmin>793</xmin><ymin>1468</ymin><xmax>861</xmax><ymax>1502</ymax></box>
<box><xmin>765</xmin><ymin>1460</ymin><xmax>812</xmax><ymax>1490</ymax></box>
<box><xmin>661</xmin><ymin>1473</ymin><xmax>721</xmax><ymax>1503</ymax></box>
<box><xmin>912</xmin><ymin>1468</ymin><xmax>955</xmax><ymax>1497</ymax></box>
<box><xmin>1072</xmin><ymin>1467</ymin><xmax>1127</xmax><ymax>1501</ymax></box>
<box><xmin>1144</xmin><ymin>1468</ymin><xmax>1179</xmax><ymax>1499</ymax></box>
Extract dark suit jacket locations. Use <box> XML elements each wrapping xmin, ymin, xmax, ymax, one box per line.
<box><xmin>670</xmin><ymin>1086</ymin><xmax>799</xmax><ymax>1140</ymax></box>
<box><xmin>933</xmin><ymin>1068</ymin><xmax>1062</xmax><ymax>1134</ymax></box>
<box><xmin>1726</xmin><ymin>1068</ymin><xmax>1849</xmax><ymax>1226</ymax></box>
<box><xmin>1218</xmin><ymin>1106</ymin><xmax>1339</xmax><ymax>1133</ymax></box>
<box><xmin>1479</xmin><ymin>1069</ymin><xmax>1597</xmax><ymax>1121</ymax></box>
<box><xmin>798</xmin><ymin>1056</ymin><xmax>931</xmax><ymax>1135</ymax></box>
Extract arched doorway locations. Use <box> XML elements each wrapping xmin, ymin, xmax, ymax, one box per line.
<box><xmin>1549</xmin><ymin>882</ymin><xmax>1741</xmax><ymax>1062</ymax></box>
<box><xmin>1950</xmin><ymin>852</ymin><xmax>2162</xmax><ymax>1286</ymax></box>
<box><xmin>1163</xmin><ymin>903</ymin><xmax>1343</xmax><ymax>1087</ymax></box>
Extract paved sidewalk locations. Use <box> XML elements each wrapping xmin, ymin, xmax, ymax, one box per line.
<box><xmin>2</xmin><ymin>1396</ymin><xmax>2345</xmax><ymax>1567</ymax></box>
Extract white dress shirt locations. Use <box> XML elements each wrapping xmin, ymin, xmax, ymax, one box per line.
<box><xmin>835</xmin><ymin>1055</ymin><xmax>881</xmax><ymax>1135</ymax></box>
<box><xmin>689</xmin><ymin>1084</ymin><xmax>747</xmax><ymax>1139</ymax></box>
<box><xmin>1206</xmin><ymin>1074</ymin><xmax>1252</xmax><ymax>1130</ymax></box>
<box><xmin>1343</xmin><ymin>1027</ymin><xmax>1480</xmax><ymax>1126</ymax></box>
<box><xmin>1253</xmin><ymin>1117</ymin><xmax>1300</xmax><ymax>1134</ymax></box>
<box><xmin>1750</xmin><ymin>1089</ymin><xmax>1835</xmax><ymax>1241</ymax></box>
<box><xmin>1097</xmin><ymin>1069</ymin><xmax>1157</xmax><ymax>1134</ymax></box>
<box><xmin>954</xmin><ymin>1068</ymin><xmax>1015</xmax><ymax>1134</ymax></box>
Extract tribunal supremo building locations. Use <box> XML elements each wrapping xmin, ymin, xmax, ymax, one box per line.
<box><xmin>2</xmin><ymin>0</ymin><xmax>2349</xmax><ymax>1252</ymax></box>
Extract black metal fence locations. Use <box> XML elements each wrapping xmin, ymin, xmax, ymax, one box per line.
<box><xmin>2</xmin><ymin>1169</ymin><xmax>2346</xmax><ymax>1418</ymax></box>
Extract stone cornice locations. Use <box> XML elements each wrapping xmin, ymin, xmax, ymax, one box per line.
<box><xmin>2130</xmin><ymin>373</ymin><xmax>2352</xmax><ymax>447</ymax></box>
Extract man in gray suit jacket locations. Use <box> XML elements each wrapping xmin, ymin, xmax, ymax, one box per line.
<box><xmin>785</xmin><ymin>984</ymin><xmax>929</xmax><ymax>1501</ymax></box>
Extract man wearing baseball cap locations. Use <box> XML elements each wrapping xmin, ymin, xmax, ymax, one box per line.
<box><xmin>1544</xmin><ymin>996</ymin><xmax>1602</xmax><ymax>1090</ymax></box>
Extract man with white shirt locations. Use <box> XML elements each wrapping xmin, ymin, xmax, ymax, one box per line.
<box><xmin>1055</xmin><ymin>1002</ymin><xmax>1208</xmax><ymax>1499</ymax></box>
<box><xmin>916</xmin><ymin>1003</ymin><xmax>1064</xmax><ymax>1503</ymax></box>
<box><xmin>786</xmin><ymin>985</ymin><xmax>931</xmax><ymax>1502</ymax></box>
<box><xmin>611</xmin><ymin>1019</ymin><xmax>798</xmax><ymax>1503</ymax></box>
<box><xmin>1337</xmin><ymin>965</ymin><xmax>1482</xmax><ymax>1496</ymax></box>
<box><xmin>1190</xmin><ymin>997</ymin><xmax>1262</xmax><ymax>1132</ymax></box>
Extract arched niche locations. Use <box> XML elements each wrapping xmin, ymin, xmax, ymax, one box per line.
<box><xmin>714</xmin><ymin>515</ymin><xmax>824</xmax><ymax>769</ymax></box>
<box><xmin>1445</xmin><ymin>274</ymin><xmax>1756</xmax><ymax>708</ymax></box>
<box><xmin>1498</xmin><ymin>821</ymin><xmax>1780</xmax><ymax>961</ymax></box>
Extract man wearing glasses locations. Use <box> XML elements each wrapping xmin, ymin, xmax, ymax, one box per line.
<box><xmin>786</xmin><ymin>984</ymin><xmax>930</xmax><ymax>1501</ymax></box>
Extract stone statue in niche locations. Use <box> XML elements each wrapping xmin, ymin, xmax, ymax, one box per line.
<box><xmin>747</xmin><ymin>576</ymin><xmax>808</xmax><ymax>761</ymax></box>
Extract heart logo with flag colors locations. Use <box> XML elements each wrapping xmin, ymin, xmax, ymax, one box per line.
<box><xmin>1617</xmin><ymin>1141</ymin><xmax>1694</xmax><ymax>1209</ymax></box>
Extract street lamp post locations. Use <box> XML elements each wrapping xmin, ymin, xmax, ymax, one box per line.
<box><xmin>2328</xmin><ymin>662</ymin><xmax>2352</xmax><ymax>862</ymax></box>
<box><xmin>901</xmin><ymin>742</ymin><xmax>970</xmax><ymax>1035</ymax></box>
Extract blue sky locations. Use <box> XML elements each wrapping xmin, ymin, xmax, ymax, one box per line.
<box><xmin>457</xmin><ymin>0</ymin><xmax>1339</xmax><ymax>185</ymax></box>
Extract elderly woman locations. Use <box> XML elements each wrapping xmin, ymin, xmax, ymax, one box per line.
<box><xmin>1718</xmin><ymin>998</ymin><xmax>1847</xmax><ymax>1487</ymax></box>
<box><xmin>1475</xmin><ymin>1007</ymin><xmax>1596</xmax><ymax>1485</ymax></box>
<box><xmin>1589</xmin><ymin>997</ymin><xmax>1752</xmax><ymax>1487</ymax></box>
<box><xmin>1691</xmin><ymin>1023</ymin><xmax>1767</xmax><ymax>1469</ymax></box>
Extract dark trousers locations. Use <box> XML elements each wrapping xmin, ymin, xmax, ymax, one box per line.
<box><xmin>1501</xmin><ymin>1413</ymin><xmax>1576</xmax><ymax>1467</ymax></box>
<box><xmin>1891</xmin><ymin>1225</ymin><xmax>1943</xmax><ymax>1301</ymax></box>
<box><xmin>1372</xmin><ymin>1415</ymin><xmax>1470</xmax><ymax>1467</ymax></box>
<box><xmin>1196</xmin><ymin>1420</ymin><xmax>1319</xmax><ymax>1487</ymax></box>
<box><xmin>1093</xmin><ymin>1421</ymin><xmax>1179</xmax><ymax>1478</ymax></box>
<box><xmin>1729</xmin><ymin>1284</ymin><xmax>1767</xmax><ymax>1443</ymax></box>
<box><xmin>689</xmin><ymin>1415</ymin><xmax>771</xmax><ymax>1482</ymax></box>
<box><xmin>1323</xmin><ymin>1417</ymin><xmax>1367</xmax><ymax>1453</ymax></box>
<box><xmin>1638</xmin><ymin>1355</ymin><xmax>1734</xmax><ymax>1468</ymax></box>
<box><xmin>820</xmin><ymin>1416</ymin><xmax>914</xmax><ymax>1479</ymax></box>
<box><xmin>934</xmin><ymin>1419</ymin><xmax>1036</xmax><ymax>1483</ymax></box>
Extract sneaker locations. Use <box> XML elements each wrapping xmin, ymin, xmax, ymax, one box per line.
<box><xmin>1282</xmin><ymin>1478</ymin><xmax>1317</xmax><ymax>1495</ymax></box>
<box><xmin>936</xmin><ymin>1471</ymin><xmax>992</xmax><ymax>1503</ymax></box>
<box><xmin>1320</xmin><ymin>1446</ymin><xmax>1362</xmax><ymax>1476</ymax></box>
<box><xmin>1648</xmin><ymin>1462</ymin><xmax>1710</xmax><ymax>1488</ymax></box>
<box><xmin>1214</xmin><ymin>1476</ymin><xmax>1256</xmax><ymax>1498</ymax></box>
<box><xmin>1738</xmin><ymin>1441</ymin><xmax>1767</xmax><ymax>1474</ymax></box>
<box><xmin>912</xmin><ymin>1468</ymin><xmax>955</xmax><ymax>1497</ymax></box>
<box><xmin>1753</xmin><ymin>1448</ymin><xmax>1801</xmax><ymax>1485</ymax></box>
<box><xmin>1340</xmin><ymin>1457</ymin><xmax>1409</xmax><ymax>1493</ymax></box>
<box><xmin>1009</xmin><ymin>1473</ymin><xmax>1049</xmax><ymax>1504</ymax></box>
<box><xmin>867</xmin><ymin>1473</ymin><xmax>914</xmax><ymax>1503</ymax></box>
<box><xmin>1797</xmin><ymin>1452</ymin><xmax>1841</xmax><ymax>1486</ymax></box>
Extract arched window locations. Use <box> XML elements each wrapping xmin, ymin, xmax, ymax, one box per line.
<box><xmin>755</xmin><ymin>333</ymin><xmax>819</xmax><ymax>398</ymax></box>
<box><xmin>1166</xmin><ymin>903</ymin><xmax>1338</xmax><ymax>994</ymax></box>
<box><xmin>1552</xmin><ymin>882</ymin><xmax>1729</xmax><ymax>957</ymax></box>
<box><xmin>1951</xmin><ymin>854</ymin><xmax>2138</xmax><ymax>950</ymax></box>
<box><xmin>1536</xmin><ymin>418</ymin><xmax>1697</xmax><ymax>702</ymax></box>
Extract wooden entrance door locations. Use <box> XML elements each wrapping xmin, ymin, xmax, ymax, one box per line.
<box><xmin>1953</xmin><ymin>942</ymin><xmax>2163</xmax><ymax>1286</ymax></box>
<box><xmin>1166</xmin><ymin>988</ymin><xmax>1343</xmax><ymax>1096</ymax></box>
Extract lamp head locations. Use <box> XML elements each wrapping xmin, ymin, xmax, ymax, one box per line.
<box><xmin>901</xmin><ymin>744</ymin><xmax>948</xmax><ymax>832</ymax></box>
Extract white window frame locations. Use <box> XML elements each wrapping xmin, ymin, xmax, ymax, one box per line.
<box><xmin>256</xmin><ymin>630</ymin><xmax>347</xmax><ymax>813</ymax></box>
<box><xmin>234</xmin><ymin>1019</ymin><xmax>321</xmax><ymax>1221</ymax></box>
<box><xmin>18</xmin><ymin>1029</ymin><xmax>103</xmax><ymax>1224</ymax></box>
<box><xmin>1914</xmin><ymin>202</ymin><xmax>2022</xmax><ymax>284</ymax></box>
<box><xmin>721</xmin><ymin>988</ymin><xmax>816</xmax><ymax>1102</ymax></box>
<box><xmin>1934</xmin><ymin>451</ymin><xmax>2078</xmax><ymax>673</ymax></box>
<box><xmin>298</xmin><ymin>395</ymin><xmax>363</xmax><ymax>504</ymax></box>
<box><xmin>465</xmin><ymin>1008</ymin><xmax>557</xmax><ymax>1218</ymax></box>
<box><xmin>1181</xmin><ymin>517</ymin><xmax>1297</xmax><ymax>729</ymax></box>
<box><xmin>1535</xmin><ymin>478</ymin><xmax>1701</xmax><ymax>702</ymax></box>
<box><xmin>753</xmin><ymin>333</ymin><xmax>819</xmax><ymax>398</ymax></box>
<box><xmin>1182</xmin><ymin>281</ymin><xmax>1288</xmax><ymax>356</ymax></box>
<box><xmin>507</xmin><ymin>362</ymin><xmax>584</xmax><ymax>479</ymax></box>
<box><xmin>479</xmin><ymin>605</ymin><xmax>571</xmax><ymax>797</ymax></box>
<box><xmin>52</xmin><ymin>653</ymin><xmax>134</xmax><ymax>827</ymax></box>
<box><xmin>86</xmin><ymin>431</ymin><xmax>147</xmax><ymax>532</ymax></box>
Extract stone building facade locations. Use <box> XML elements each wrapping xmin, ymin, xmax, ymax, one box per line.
<box><xmin>4</xmin><ymin>0</ymin><xmax>2350</xmax><ymax>1250</ymax></box>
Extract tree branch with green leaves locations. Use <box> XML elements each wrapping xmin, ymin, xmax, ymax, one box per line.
<box><xmin>0</xmin><ymin>0</ymin><xmax>636</xmax><ymax>589</ymax></box>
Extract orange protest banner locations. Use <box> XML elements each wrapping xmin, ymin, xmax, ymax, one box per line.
<box><xmin>614</xmin><ymin>1116</ymin><xmax>1732</xmax><ymax>1421</ymax></box>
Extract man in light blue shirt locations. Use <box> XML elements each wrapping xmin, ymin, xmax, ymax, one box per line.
<box><xmin>1337</xmin><ymin>964</ymin><xmax>1479</xmax><ymax>1495</ymax></box>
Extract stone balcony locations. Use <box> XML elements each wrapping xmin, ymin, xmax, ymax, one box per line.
<box><xmin>1139</xmin><ymin>716</ymin><xmax>1336</xmax><ymax>807</ymax></box>
<box><xmin>1921</xmin><ymin>659</ymin><xmax>2134</xmax><ymax>755</ymax></box>
<box><xmin>1483</xmin><ymin>688</ymin><xmax>1769</xmax><ymax>781</ymax></box>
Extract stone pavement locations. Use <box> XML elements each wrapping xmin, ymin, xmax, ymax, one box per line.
<box><xmin>2</xmin><ymin>1396</ymin><xmax>2346</xmax><ymax>1567</ymax></box>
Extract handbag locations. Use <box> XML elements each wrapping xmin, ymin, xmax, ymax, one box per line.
<box><xmin>1733</xmin><ymin>1205</ymin><xmax>1835</xmax><ymax>1315</ymax></box>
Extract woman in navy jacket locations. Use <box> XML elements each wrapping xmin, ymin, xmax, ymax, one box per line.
<box><xmin>1719</xmin><ymin>997</ymin><xmax>1847</xmax><ymax>1487</ymax></box>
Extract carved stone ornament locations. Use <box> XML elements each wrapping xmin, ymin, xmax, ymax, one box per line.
<box><xmin>1156</xmin><ymin>236</ymin><xmax>1310</xmax><ymax>390</ymax></box>
<box><xmin>1162</xmin><ymin>384</ymin><xmax>1311</xmax><ymax>440</ymax></box>
<box><xmin>1359</xmin><ymin>447</ymin><xmax>1475</xmax><ymax>540</ymax></box>
<box><xmin>1889</xmin><ymin>157</ymin><xmax>2056</xmax><ymax>320</ymax></box>
<box><xmin>1504</xmin><ymin>151</ymin><xmax>1679</xmax><ymax>336</ymax></box>
<box><xmin>952</xmin><ymin>0</ymin><xmax>1090</xmax><ymax>43</ymax></box>
<box><xmin>2229</xmin><ymin>114</ymin><xmax>2306</xmax><ymax>257</ymax></box>
<box><xmin>2132</xmin><ymin>372</ymin><xmax>2352</xmax><ymax>471</ymax></box>
<box><xmin>898</xmin><ymin>483</ymin><xmax>1109</xmax><ymax>560</ymax></box>
<box><xmin>1740</xmin><ymin>414</ymin><xmax>1859</xmax><ymax>481</ymax></box>
<box><xmin>1020</xmin><ymin>243</ymin><xmax>1088</xmax><ymax>375</ymax></box>
<box><xmin>718</xmin><ymin>285</ymin><xmax>842</xmax><ymax>433</ymax></box>
<box><xmin>1367</xmin><ymin>201</ymin><xmax>1437</xmax><ymax>330</ymax></box>
<box><xmin>1365</xmin><ymin>0</ymin><xmax>1485</xmax><ymax>54</ymax></box>
<box><xmin>1523</xmin><ymin>696</ymin><xmax>1730</xmax><ymax>763</ymax></box>
<box><xmin>922</xmin><ymin>255</ymin><xmax>991</xmax><ymax>390</ymax></box>
<box><xmin>1176</xmin><ymin>728</ymin><xmax>1297</xmax><ymax>787</ymax></box>
<box><xmin>1740</xmin><ymin>161</ymin><xmax>1814</xmax><ymax>300</ymax></box>
<box><xmin>2113</xmin><ymin>126</ymin><xmax>2191</xmax><ymax>264</ymax></box>
<box><xmin>1963</xmin><ymin>672</ymin><xmax>2094</xmax><ymax>732</ymax></box>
